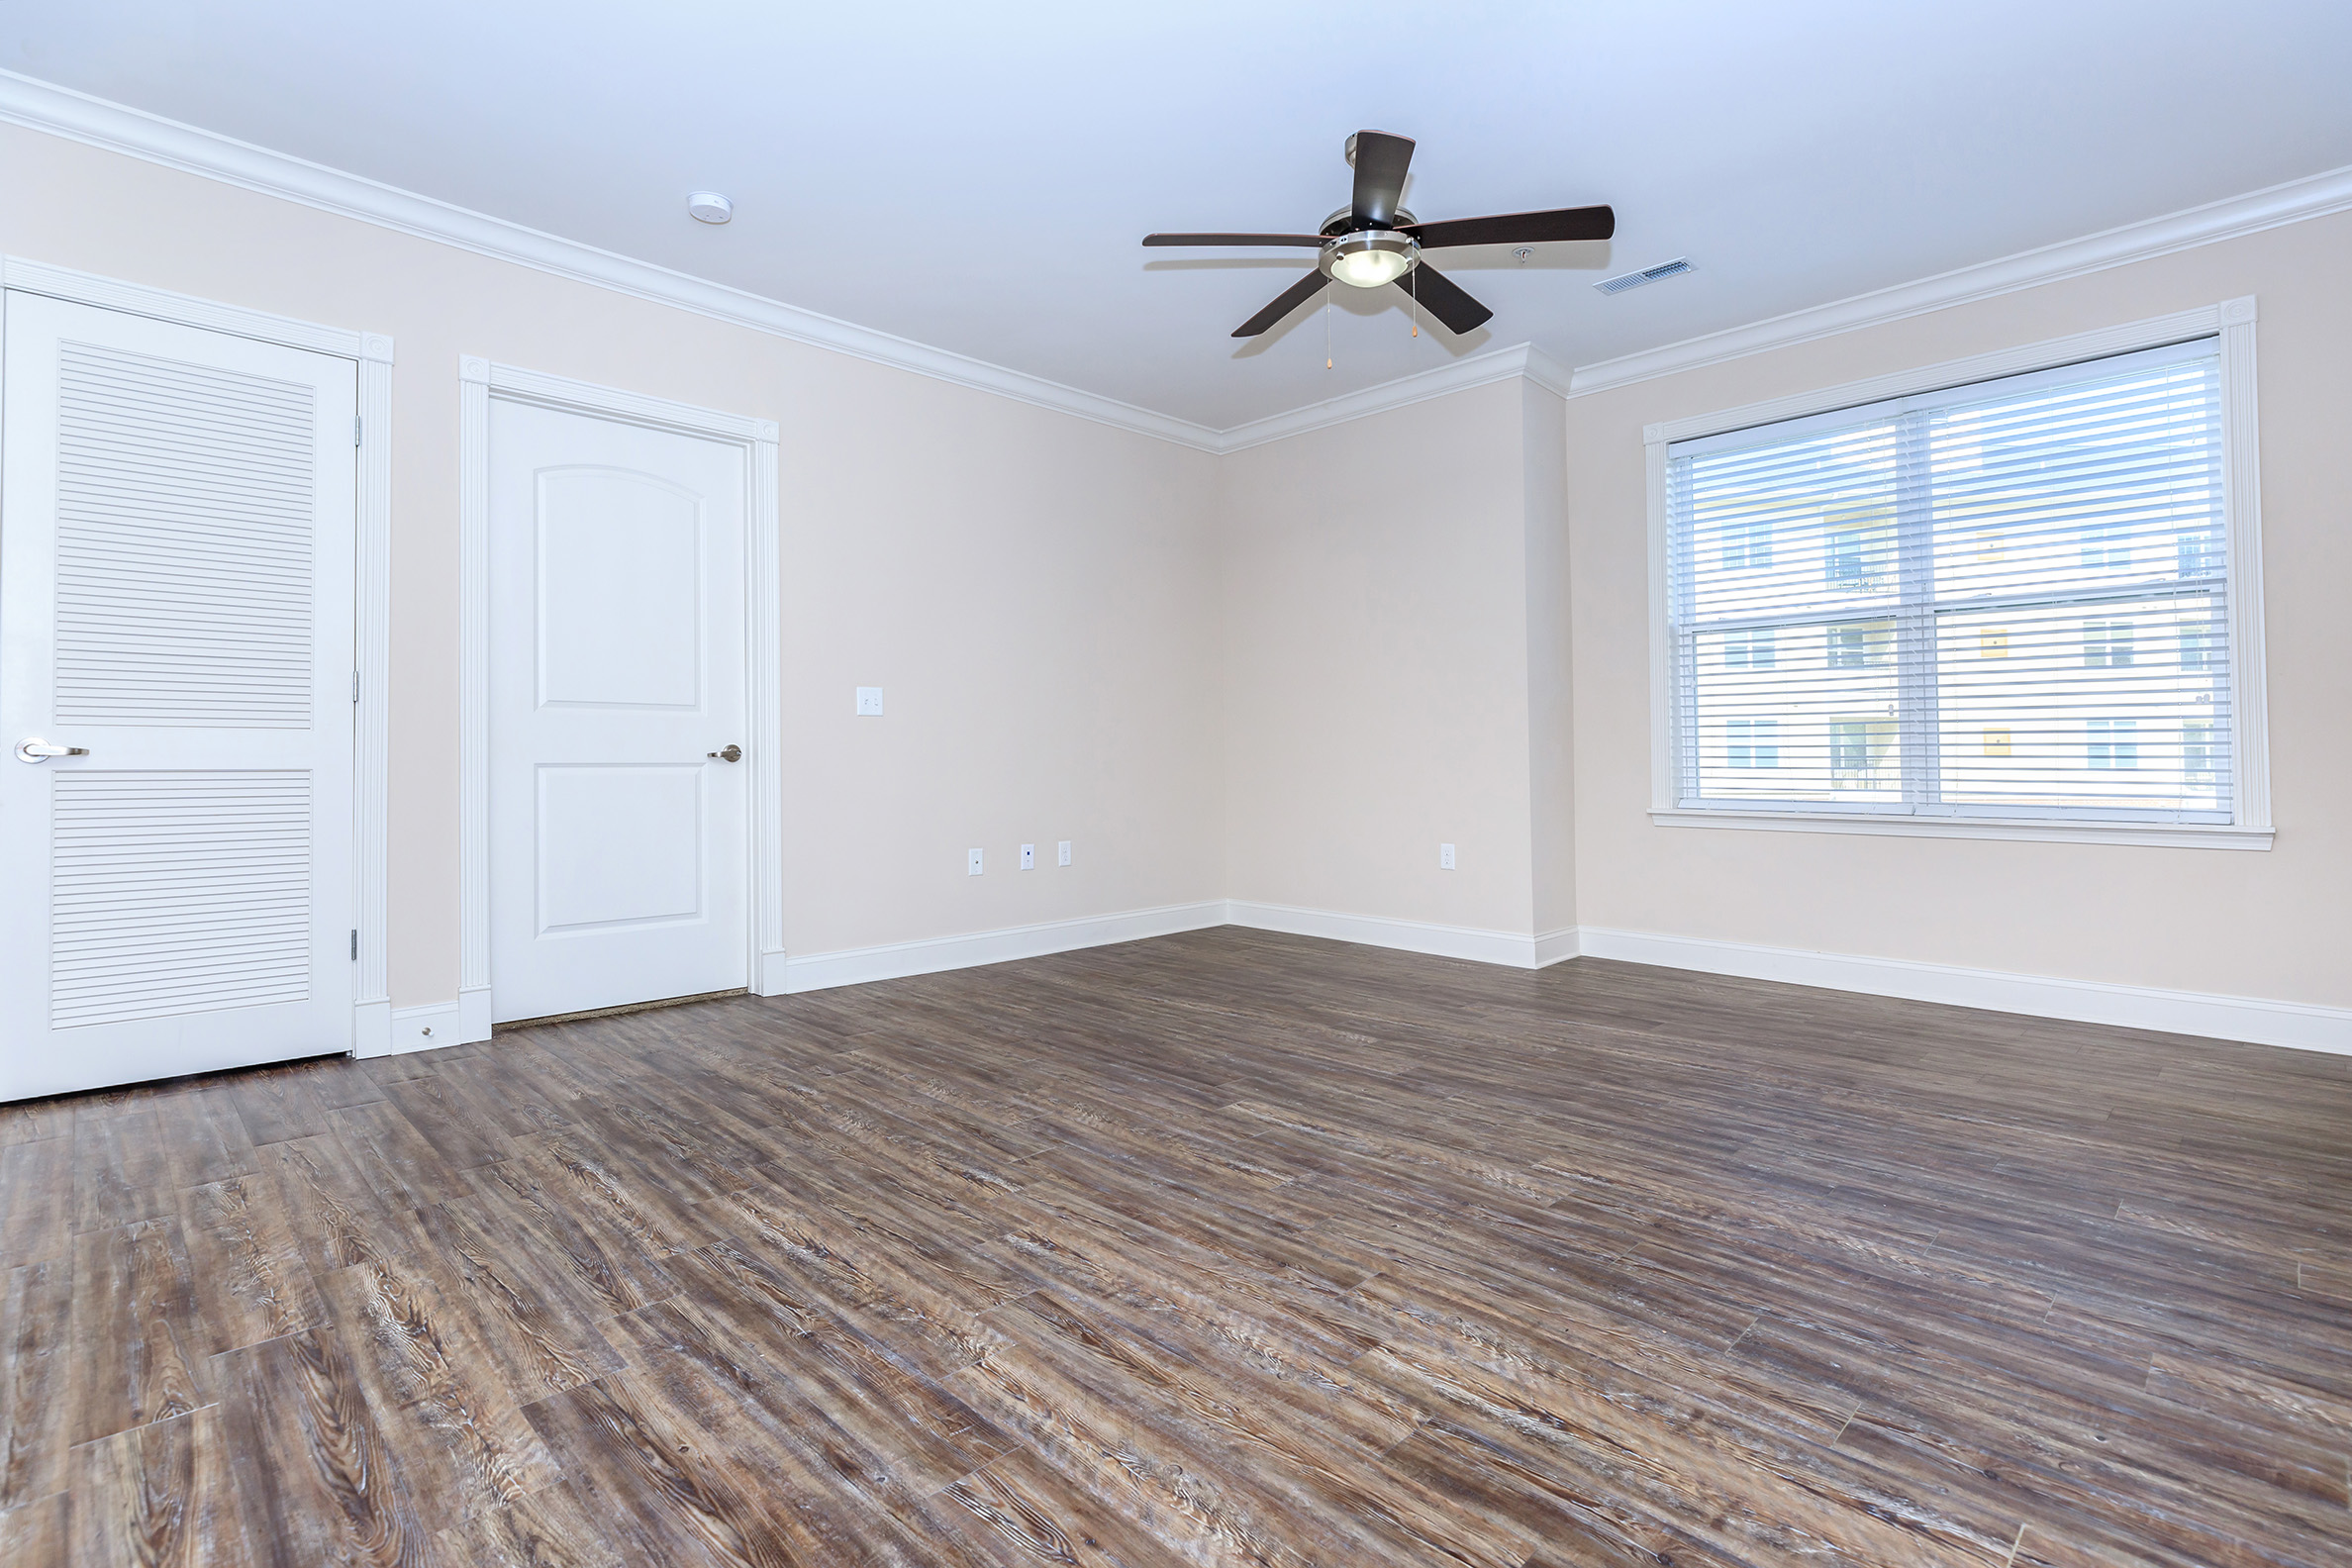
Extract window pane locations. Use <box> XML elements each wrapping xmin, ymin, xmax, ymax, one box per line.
<box><xmin>1928</xmin><ymin>357</ymin><xmax>2223</xmax><ymax>603</ymax></box>
<box><xmin>1689</xmin><ymin>619</ymin><xmax>1903</xmax><ymax>804</ymax></box>
<box><xmin>1676</xmin><ymin>421</ymin><xmax>1899</xmax><ymax>624</ymax></box>
<box><xmin>1935</xmin><ymin>593</ymin><xmax>2229</xmax><ymax>813</ymax></box>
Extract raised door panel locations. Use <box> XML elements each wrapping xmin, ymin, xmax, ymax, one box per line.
<box><xmin>537</xmin><ymin>469</ymin><xmax>703</xmax><ymax>711</ymax></box>
<box><xmin>535</xmin><ymin>765</ymin><xmax>704</xmax><ymax>933</ymax></box>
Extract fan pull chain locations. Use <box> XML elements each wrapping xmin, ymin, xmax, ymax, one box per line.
<box><xmin>1325</xmin><ymin>284</ymin><xmax>1332</xmax><ymax>369</ymax></box>
<box><xmin>1412</xmin><ymin>261</ymin><xmax>1420</xmax><ymax>339</ymax></box>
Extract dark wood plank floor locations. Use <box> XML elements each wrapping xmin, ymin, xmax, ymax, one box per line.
<box><xmin>3</xmin><ymin>928</ymin><xmax>2348</xmax><ymax>1567</ymax></box>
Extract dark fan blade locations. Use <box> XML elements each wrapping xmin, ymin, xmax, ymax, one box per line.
<box><xmin>1395</xmin><ymin>262</ymin><xmax>1492</xmax><ymax>335</ymax></box>
<box><xmin>1349</xmin><ymin>130</ymin><xmax>1416</xmax><ymax>228</ymax></box>
<box><xmin>1233</xmin><ymin>269</ymin><xmax>1328</xmax><ymax>338</ymax></box>
<box><xmin>1402</xmin><ymin>204</ymin><xmax>1616</xmax><ymax>249</ymax></box>
<box><xmin>1143</xmin><ymin>233</ymin><xmax>1329</xmax><ymax>247</ymax></box>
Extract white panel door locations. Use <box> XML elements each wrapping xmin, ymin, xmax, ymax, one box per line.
<box><xmin>0</xmin><ymin>292</ymin><xmax>356</xmax><ymax>1101</ymax></box>
<box><xmin>488</xmin><ymin>399</ymin><xmax>747</xmax><ymax>1022</ymax></box>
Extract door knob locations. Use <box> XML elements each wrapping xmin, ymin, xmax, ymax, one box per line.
<box><xmin>15</xmin><ymin>737</ymin><xmax>90</xmax><ymax>763</ymax></box>
<box><xmin>707</xmin><ymin>744</ymin><xmax>742</xmax><ymax>762</ymax></box>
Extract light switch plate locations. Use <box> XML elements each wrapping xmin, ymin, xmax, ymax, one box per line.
<box><xmin>1057</xmin><ymin>840</ymin><xmax>1072</xmax><ymax>866</ymax></box>
<box><xmin>855</xmin><ymin>687</ymin><xmax>884</xmax><ymax>717</ymax></box>
<box><xmin>967</xmin><ymin>847</ymin><xmax>983</xmax><ymax>875</ymax></box>
<box><xmin>1020</xmin><ymin>844</ymin><xmax>1035</xmax><ymax>869</ymax></box>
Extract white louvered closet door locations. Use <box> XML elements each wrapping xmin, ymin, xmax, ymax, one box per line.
<box><xmin>0</xmin><ymin>292</ymin><xmax>356</xmax><ymax>1101</ymax></box>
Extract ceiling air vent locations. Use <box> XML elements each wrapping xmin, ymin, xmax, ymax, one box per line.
<box><xmin>1595</xmin><ymin>257</ymin><xmax>1695</xmax><ymax>296</ymax></box>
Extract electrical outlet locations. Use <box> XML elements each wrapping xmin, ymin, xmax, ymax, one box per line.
<box><xmin>1439</xmin><ymin>842</ymin><xmax>1456</xmax><ymax>870</ymax></box>
<box><xmin>855</xmin><ymin>686</ymin><xmax>884</xmax><ymax>717</ymax></box>
<box><xmin>966</xmin><ymin>847</ymin><xmax>983</xmax><ymax>875</ymax></box>
<box><xmin>1020</xmin><ymin>843</ymin><xmax>1035</xmax><ymax>869</ymax></box>
<box><xmin>1057</xmin><ymin>840</ymin><xmax>1072</xmax><ymax>866</ymax></box>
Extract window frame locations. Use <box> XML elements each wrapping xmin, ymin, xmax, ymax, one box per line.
<box><xmin>1643</xmin><ymin>298</ymin><xmax>2272</xmax><ymax>851</ymax></box>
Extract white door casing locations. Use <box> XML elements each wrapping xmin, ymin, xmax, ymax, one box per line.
<box><xmin>0</xmin><ymin>291</ymin><xmax>359</xmax><ymax>1099</ymax></box>
<box><xmin>486</xmin><ymin>396</ymin><xmax>756</xmax><ymax>1022</ymax></box>
<box><xmin>460</xmin><ymin>359</ymin><xmax>782</xmax><ymax>1041</ymax></box>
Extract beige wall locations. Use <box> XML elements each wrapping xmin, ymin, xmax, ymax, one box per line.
<box><xmin>5</xmin><ymin>117</ymin><xmax>2342</xmax><ymax>1016</ymax></box>
<box><xmin>0</xmin><ymin>124</ymin><xmax>1225</xmax><ymax>1007</ymax></box>
<box><xmin>1217</xmin><ymin>378</ymin><xmax>1567</xmax><ymax>937</ymax></box>
<box><xmin>1565</xmin><ymin>211</ymin><xmax>2352</xmax><ymax>1008</ymax></box>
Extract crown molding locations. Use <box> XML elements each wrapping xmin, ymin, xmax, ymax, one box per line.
<box><xmin>8</xmin><ymin>69</ymin><xmax>2346</xmax><ymax>451</ymax></box>
<box><xmin>0</xmin><ymin>69</ymin><xmax>1225</xmax><ymax>452</ymax></box>
<box><xmin>1520</xmin><ymin>343</ymin><xmax>1573</xmax><ymax>401</ymax></box>
<box><xmin>1215</xmin><ymin>343</ymin><xmax>1548</xmax><ymax>453</ymax></box>
<box><xmin>1567</xmin><ymin>161</ymin><xmax>2352</xmax><ymax>398</ymax></box>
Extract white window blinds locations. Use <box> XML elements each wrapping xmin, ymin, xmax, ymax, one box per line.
<box><xmin>1666</xmin><ymin>338</ymin><xmax>2232</xmax><ymax>825</ymax></box>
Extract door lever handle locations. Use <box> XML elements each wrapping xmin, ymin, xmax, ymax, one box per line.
<box><xmin>707</xmin><ymin>744</ymin><xmax>742</xmax><ymax>762</ymax></box>
<box><xmin>15</xmin><ymin>737</ymin><xmax>90</xmax><ymax>763</ymax></box>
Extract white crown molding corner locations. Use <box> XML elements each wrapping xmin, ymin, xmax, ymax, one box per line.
<box><xmin>1575</xmin><ymin>928</ymin><xmax>2352</xmax><ymax>1057</ymax></box>
<box><xmin>1215</xmin><ymin>344</ymin><xmax>1537</xmax><ymax>452</ymax></box>
<box><xmin>1572</xmin><ymin>163</ymin><xmax>2352</xmax><ymax>398</ymax></box>
<box><xmin>1225</xmin><ymin>900</ymin><xmax>1544</xmax><ymax>969</ymax></box>
<box><xmin>1520</xmin><ymin>344</ymin><xmax>1573</xmax><ymax>401</ymax></box>
<box><xmin>780</xmin><ymin>901</ymin><xmax>1227</xmax><ymax>993</ymax></box>
<box><xmin>0</xmin><ymin>69</ymin><xmax>1223</xmax><ymax>452</ymax></box>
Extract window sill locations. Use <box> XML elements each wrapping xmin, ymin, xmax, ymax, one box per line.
<box><xmin>1648</xmin><ymin>807</ymin><xmax>2273</xmax><ymax>851</ymax></box>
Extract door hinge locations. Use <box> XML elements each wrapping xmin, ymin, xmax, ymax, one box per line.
<box><xmin>354</xmin><ymin>416</ymin><xmax>363</xmax><ymax>447</ymax></box>
<box><xmin>349</xmin><ymin>929</ymin><xmax>358</xmax><ymax>960</ymax></box>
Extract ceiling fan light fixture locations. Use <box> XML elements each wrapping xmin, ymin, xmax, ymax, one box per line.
<box><xmin>1323</xmin><ymin>231</ymin><xmax>1417</xmax><ymax>288</ymax></box>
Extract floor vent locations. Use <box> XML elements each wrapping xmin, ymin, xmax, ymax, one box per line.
<box><xmin>1596</xmin><ymin>257</ymin><xmax>1696</xmax><ymax>295</ymax></box>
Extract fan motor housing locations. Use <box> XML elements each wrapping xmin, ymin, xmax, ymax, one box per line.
<box><xmin>1321</xmin><ymin>206</ymin><xmax>1417</xmax><ymax>237</ymax></box>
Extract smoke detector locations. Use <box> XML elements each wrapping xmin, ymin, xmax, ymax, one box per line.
<box><xmin>1596</xmin><ymin>257</ymin><xmax>1694</xmax><ymax>295</ymax></box>
<box><xmin>686</xmin><ymin>191</ymin><xmax>734</xmax><ymax>225</ymax></box>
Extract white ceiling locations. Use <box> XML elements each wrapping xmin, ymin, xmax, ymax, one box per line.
<box><xmin>5</xmin><ymin>2</ymin><xmax>2348</xmax><ymax>430</ymax></box>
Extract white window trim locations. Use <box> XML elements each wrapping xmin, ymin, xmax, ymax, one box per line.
<box><xmin>1643</xmin><ymin>297</ymin><xmax>2272</xmax><ymax>851</ymax></box>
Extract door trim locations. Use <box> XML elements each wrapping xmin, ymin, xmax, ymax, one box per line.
<box><xmin>2</xmin><ymin>256</ymin><xmax>397</xmax><ymax>1055</ymax></box>
<box><xmin>457</xmin><ymin>357</ymin><xmax>783</xmax><ymax>1043</ymax></box>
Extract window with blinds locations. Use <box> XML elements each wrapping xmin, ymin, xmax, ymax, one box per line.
<box><xmin>1665</xmin><ymin>338</ymin><xmax>2233</xmax><ymax>825</ymax></box>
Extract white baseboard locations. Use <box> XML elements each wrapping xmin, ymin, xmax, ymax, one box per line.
<box><xmin>351</xmin><ymin>998</ymin><xmax>391</xmax><ymax>1057</ymax></box>
<box><xmin>756</xmin><ymin>949</ymin><xmax>790</xmax><ymax>998</ymax></box>
<box><xmin>779</xmin><ymin>900</ymin><xmax>1227</xmax><ymax>994</ymax></box>
<box><xmin>383</xmin><ymin>905</ymin><xmax>2349</xmax><ymax>1063</ymax></box>
<box><xmin>1533</xmin><ymin>927</ymin><xmax>1582</xmax><ymax>967</ymax></box>
<box><xmin>1223</xmin><ymin>900</ymin><xmax>1578</xmax><ymax>970</ymax></box>
<box><xmin>1575</xmin><ymin>927</ymin><xmax>2352</xmax><ymax>1057</ymax></box>
<box><xmin>456</xmin><ymin>986</ymin><xmax>493</xmax><ymax>1045</ymax></box>
<box><xmin>373</xmin><ymin>998</ymin><xmax>464</xmax><ymax>1056</ymax></box>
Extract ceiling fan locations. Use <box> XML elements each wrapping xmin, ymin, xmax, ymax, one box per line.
<box><xmin>1144</xmin><ymin>131</ymin><xmax>1614</xmax><ymax>339</ymax></box>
